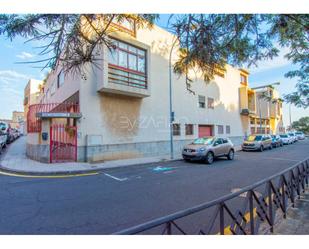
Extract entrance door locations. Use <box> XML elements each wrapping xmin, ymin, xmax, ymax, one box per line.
<box><xmin>198</xmin><ymin>125</ymin><xmax>213</xmax><ymax>138</ymax></box>
<box><xmin>50</xmin><ymin>124</ymin><xmax>77</xmax><ymax>163</ymax></box>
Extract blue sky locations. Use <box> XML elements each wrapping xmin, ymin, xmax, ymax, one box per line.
<box><xmin>0</xmin><ymin>14</ymin><xmax>308</xmax><ymax>126</ymax></box>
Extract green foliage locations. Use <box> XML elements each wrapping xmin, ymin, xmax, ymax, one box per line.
<box><xmin>171</xmin><ymin>14</ymin><xmax>308</xmax><ymax>108</ymax></box>
<box><xmin>0</xmin><ymin>14</ymin><xmax>307</xmax><ymax>108</ymax></box>
<box><xmin>292</xmin><ymin>116</ymin><xmax>309</xmax><ymax>134</ymax></box>
<box><xmin>0</xmin><ymin>14</ymin><xmax>158</xmax><ymax>73</ymax></box>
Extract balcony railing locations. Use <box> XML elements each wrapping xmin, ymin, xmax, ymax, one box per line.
<box><xmin>108</xmin><ymin>64</ymin><xmax>147</xmax><ymax>89</ymax></box>
<box><xmin>27</xmin><ymin>103</ymin><xmax>80</xmax><ymax>133</ymax></box>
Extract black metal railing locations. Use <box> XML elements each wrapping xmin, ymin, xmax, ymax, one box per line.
<box><xmin>114</xmin><ymin>157</ymin><xmax>309</xmax><ymax>235</ymax></box>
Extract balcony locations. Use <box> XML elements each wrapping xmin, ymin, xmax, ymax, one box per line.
<box><xmin>97</xmin><ymin>64</ymin><xmax>150</xmax><ymax>98</ymax></box>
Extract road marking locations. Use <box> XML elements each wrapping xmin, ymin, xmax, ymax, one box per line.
<box><xmin>0</xmin><ymin>170</ymin><xmax>99</xmax><ymax>178</ymax></box>
<box><xmin>104</xmin><ymin>173</ymin><xmax>128</xmax><ymax>181</ymax></box>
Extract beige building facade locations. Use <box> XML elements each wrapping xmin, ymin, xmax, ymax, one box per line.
<box><xmin>25</xmin><ymin>22</ymin><xmax>284</xmax><ymax>163</ymax></box>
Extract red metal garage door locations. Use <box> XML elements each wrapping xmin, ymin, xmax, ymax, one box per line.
<box><xmin>198</xmin><ymin>125</ymin><xmax>213</xmax><ymax>137</ymax></box>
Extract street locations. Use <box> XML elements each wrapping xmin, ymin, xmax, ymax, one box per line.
<box><xmin>0</xmin><ymin>140</ymin><xmax>308</xmax><ymax>234</ymax></box>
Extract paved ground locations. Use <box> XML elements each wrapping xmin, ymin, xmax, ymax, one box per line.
<box><xmin>0</xmin><ymin>136</ymin><xmax>184</xmax><ymax>174</ymax></box>
<box><xmin>0</xmin><ymin>139</ymin><xmax>308</xmax><ymax>234</ymax></box>
<box><xmin>273</xmin><ymin>190</ymin><xmax>309</xmax><ymax>235</ymax></box>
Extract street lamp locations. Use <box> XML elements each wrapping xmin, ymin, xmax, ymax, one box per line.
<box><xmin>168</xmin><ymin>37</ymin><xmax>179</xmax><ymax>160</ymax></box>
<box><xmin>252</xmin><ymin>82</ymin><xmax>280</xmax><ymax>134</ymax></box>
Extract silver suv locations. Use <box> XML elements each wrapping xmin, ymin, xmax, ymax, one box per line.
<box><xmin>182</xmin><ymin>136</ymin><xmax>235</xmax><ymax>164</ymax></box>
<box><xmin>242</xmin><ymin>134</ymin><xmax>272</xmax><ymax>152</ymax></box>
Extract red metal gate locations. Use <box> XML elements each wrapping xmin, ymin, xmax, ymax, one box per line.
<box><xmin>50</xmin><ymin>124</ymin><xmax>77</xmax><ymax>163</ymax></box>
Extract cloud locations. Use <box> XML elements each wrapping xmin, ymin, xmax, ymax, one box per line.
<box><xmin>0</xmin><ymin>70</ymin><xmax>31</xmax><ymax>82</ymax></box>
<box><xmin>16</xmin><ymin>51</ymin><xmax>35</xmax><ymax>60</ymax></box>
<box><xmin>249</xmin><ymin>47</ymin><xmax>291</xmax><ymax>74</ymax></box>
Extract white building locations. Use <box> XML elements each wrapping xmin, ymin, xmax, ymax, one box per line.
<box><xmin>25</xmin><ymin>22</ymin><xmax>281</xmax><ymax>163</ymax></box>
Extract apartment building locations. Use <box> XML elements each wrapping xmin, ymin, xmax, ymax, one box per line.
<box><xmin>239</xmin><ymin>73</ymin><xmax>284</xmax><ymax>135</ymax></box>
<box><xmin>25</xmin><ymin>21</ymin><xmax>283</xmax><ymax>163</ymax></box>
<box><xmin>24</xmin><ymin>79</ymin><xmax>43</xmax><ymax>134</ymax></box>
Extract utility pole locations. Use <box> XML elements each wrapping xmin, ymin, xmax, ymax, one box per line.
<box><xmin>289</xmin><ymin>103</ymin><xmax>292</xmax><ymax>130</ymax></box>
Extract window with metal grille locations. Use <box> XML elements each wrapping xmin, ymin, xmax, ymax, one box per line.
<box><xmin>208</xmin><ymin>97</ymin><xmax>214</xmax><ymax>109</ymax></box>
<box><xmin>185</xmin><ymin>124</ymin><xmax>194</xmax><ymax>135</ymax></box>
<box><xmin>198</xmin><ymin>95</ymin><xmax>205</xmax><ymax>108</ymax></box>
<box><xmin>108</xmin><ymin>38</ymin><xmax>147</xmax><ymax>89</ymax></box>
<box><xmin>173</xmin><ymin>123</ymin><xmax>181</xmax><ymax>136</ymax></box>
<box><xmin>226</xmin><ymin>125</ymin><xmax>231</xmax><ymax>134</ymax></box>
<box><xmin>217</xmin><ymin>125</ymin><xmax>224</xmax><ymax>134</ymax></box>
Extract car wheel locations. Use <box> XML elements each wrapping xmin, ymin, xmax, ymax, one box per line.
<box><xmin>184</xmin><ymin>159</ymin><xmax>191</xmax><ymax>162</ymax></box>
<box><xmin>205</xmin><ymin>152</ymin><xmax>214</xmax><ymax>164</ymax></box>
<box><xmin>269</xmin><ymin>145</ymin><xmax>272</xmax><ymax>150</ymax></box>
<box><xmin>259</xmin><ymin>145</ymin><xmax>264</xmax><ymax>152</ymax></box>
<box><xmin>280</xmin><ymin>143</ymin><xmax>283</xmax><ymax>147</ymax></box>
<box><xmin>227</xmin><ymin>149</ymin><xmax>234</xmax><ymax>160</ymax></box>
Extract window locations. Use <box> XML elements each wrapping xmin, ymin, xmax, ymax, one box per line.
<box><xmin>185</xmin><ymin>124</ymin><xmax>194</xmax><ymax>135</ymax></box>
<box><xmin>50</xmin><ymin>80</ymin><xmax>56</xmax><ymax>96</ymax></box>
<box><xmin>217</xmin><ymin>125</ymin><xmax>224</xmax><ymax>134</ymax></box>
<box><xmin>240</xmin><ymin>74</ymin><xmax>247</xmax><ymax>84</ymax></box>
<box><xmin>108</xmin><ymin>39</ymin><xmax>147</xmax><ymax>89</ymax></box>
<box><xmin>250</xmin><ymin>118</ymin><xmax>255</xmax><ymax>125</ymax></box>
<box><xmin>198</xmin><ymin>95</ymin><xmax>205</xmax><ymax>108</ymax></box>
<box><xmin>57</xmin><ymin>70</ymin><xmax>65</xmax><ymax>88</ymax></box>
<box><xmin>226</xmin><ymin>125</ymin><xmax>231</xmax><ymax>134</ymax></box>
<box><xmin>173</xmin><ymin>123</ymin><xmax>181</xmax><ymax>136</ymax></box>
<box><xmin>222</xmin><ymin>138</ymin><xmax>228</xmax><ymax>144</ymax></box>
<box><xmin>208</xmin><ymin>98</ymin><xmax>214</xmax><ymax>109</ymax></box>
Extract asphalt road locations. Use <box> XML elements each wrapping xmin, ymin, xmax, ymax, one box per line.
<box><xmin>0</xmin><ymin>140</ymin><xmax>308</xmax><ymax>234</ymax></box>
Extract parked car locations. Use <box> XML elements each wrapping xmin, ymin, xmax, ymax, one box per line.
<box><xmin>280</xmin><ymin>134</ymin><xmax>293</xmax><ymax>145</ymax></box>
<box><xmin>0</xmin><ymin>122</ymin><xmax>8</xmax><ymax>151</ymax></box>
<box><xmin>288</xmin><ymin>132</ymin><xmax>297</xmax><ymax>143</ymax></box>
<box><xmin>182</xmin><ymin>136</ymin><xmax>235</xmax><ymax>164</ymax></box>
<box><xmin>242</xmin><ymin>134</ymin><xmax>272</xmax><ymax>152</ymax></box>
<box><xmin>295</xmin><ymin>131</ymin><xmax>305</xmax><ymax>140</ymax></box>
<box><xmin>271</xmin><ymin>135</ymin><xmax>283</xmax><ymax>148</ymax></box>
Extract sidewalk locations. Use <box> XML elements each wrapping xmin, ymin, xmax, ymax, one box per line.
<box><xmin>273</xmin><ymin>190</ymin><xmax>309</xmax><ymax>235</ymax></box>
<box><xmin>0</xmin><ymin>136</ymin><xmax>182</xmax><ymax>175</ymax></box>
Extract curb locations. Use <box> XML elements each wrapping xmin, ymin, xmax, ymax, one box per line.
<box><xmin>0</xmin><ymin>158</ymin><xmax>183</xmax><ymax>176</ymax></box>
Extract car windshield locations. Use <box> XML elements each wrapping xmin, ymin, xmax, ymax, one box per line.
<box><xmin>280</xmin><ymin>135</ymin><xmax>288</xmax><ymax>138</ymax></box>
<box><xmin>247</xmin><ymin>135</ymin><xmax>262</xmax><ymax>141</ymax></box>
<box><xmin>295</xmin><ymin>132</ymin><xmax>302</xmax><ymax>135</ymax></box>
<box><xmin>288</xmin><ymin>133</ymin><xmax>294</xmax><ymax>136</ymax></box>
<box><xmin>192</xmin><ymin>137</ymin><xmax>214</xmax><ymax>145</ymax></box>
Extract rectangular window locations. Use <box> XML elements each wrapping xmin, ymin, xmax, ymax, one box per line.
<box><xmin>208</xmin><ymin>98</ymin><xmax>214</xmax><ymax>109</ymax></box>
<box><xmin>240</xmin><ymin>74</ymin><xmax>247</xmax><ymax>84</ymax></box>
<box><xmin>185</xmin><ymin>124</ymin><xmax>194</xmax><ymax>135</ymax></box>
<box><xmin>226</xmin><ymin>125</ymin><xmax>231</xmax><ymax>134</ymax></box>
<box><xmin>173</xmin><ymin>123</ymin><xmax>181</xmax><ymax>136</ymax></box>
<box><xmin>108</xmin><ymin>38</ymin><xmax>147</xmax><ymax>89</ymax></box>
<box><xmin>57</xmin><ymin>70</ymin><xmax>65</xmax><ymax>88</ymax></box>
<box><xmin>198</xmin><ymin>95</ymin><xmax>205</xmax><ymax>108</ymax></box>
<box><xmin>217</xmin><ymin>125</ymin><xmax>224</xmax><ymax>134</ymax></box>
<box><xmin>50</xmin><ymin>80</ymin><xmax>56</xmax><ymax>96</ymax></box>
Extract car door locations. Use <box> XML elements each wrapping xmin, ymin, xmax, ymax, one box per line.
<box><xmin>221</xmin><ymin>138</ymin><xmax>231</xmax><ymax>155</ymax></box>
<box><xmin>212</xmin><ymin>138</ymin><xmax>224</xmax><ymax>156</ymax></box>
